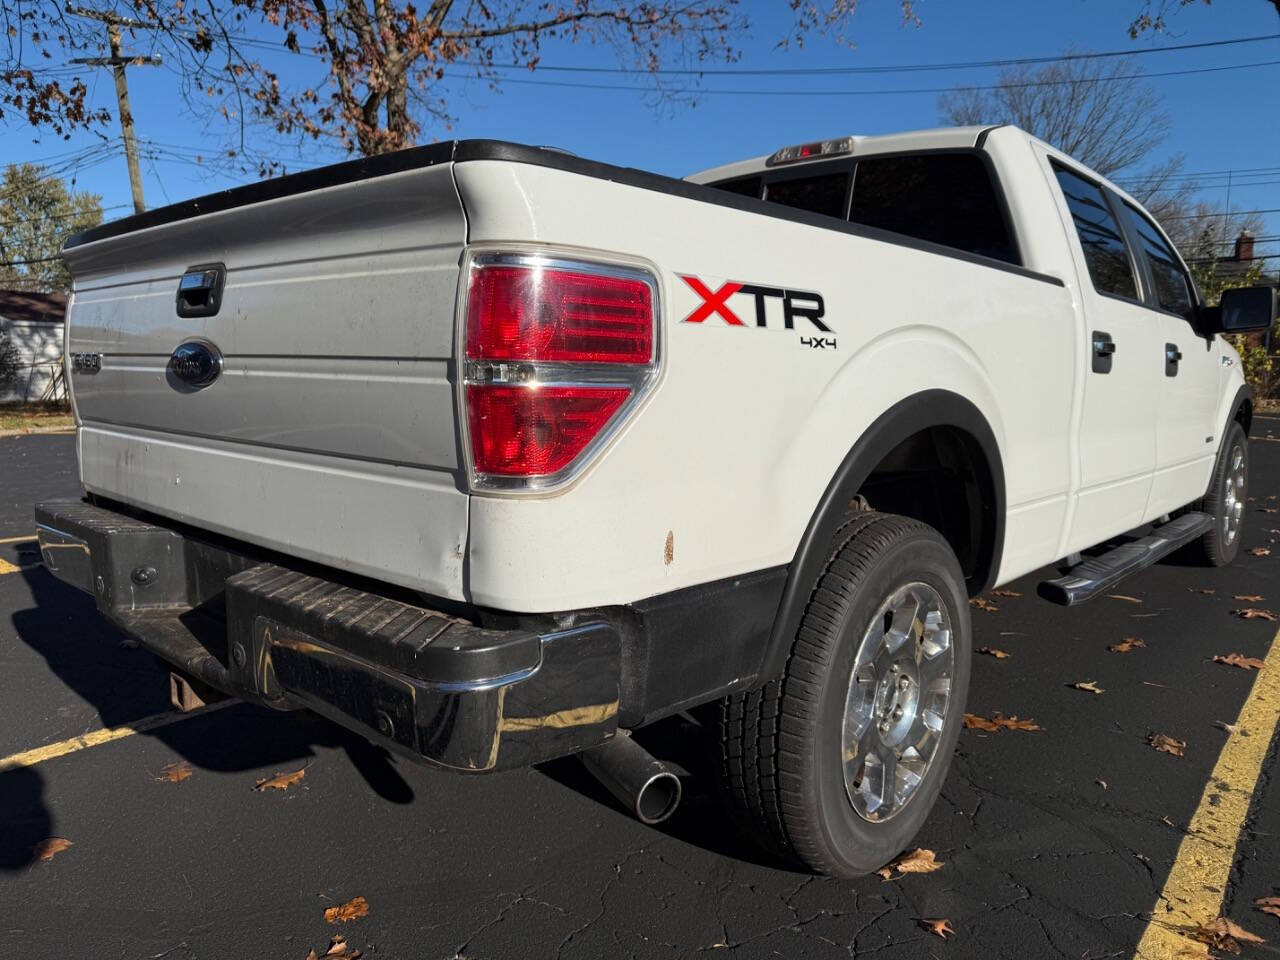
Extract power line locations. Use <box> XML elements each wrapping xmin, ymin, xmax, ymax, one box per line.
<box><xmin>439</xmin><ymin>57</ymin><xmax>1280</xmax><ymax>97</ymax></box>
<box><xmin>467</xmin><ymin>32</ymin><xmax>1280</xmax><ymax>77</ymax></box>
<box><xmin>1166</xmin><ymin>208</ymin><xmax>1280</xmax><ymax>220</ymax></box>
<box><xmin>0</xmin><ymin>204</ymin><xmax>131</xmax><ymax>229</ymax></box>
<box><xmin>0</xmin><ymin>255</ymin><xmax>63</xmax><ymax>267</ymax></box>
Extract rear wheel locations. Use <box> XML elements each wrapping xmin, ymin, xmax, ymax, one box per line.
<box><xmin>1191</xmin><ymin>421</ymin><xmax>1248</xmax><ymax>567</ymax></box>
<box><xmin>715</xmin><ymin>511</ymin><xmax>971</xmax><ymax>877</ymax></box>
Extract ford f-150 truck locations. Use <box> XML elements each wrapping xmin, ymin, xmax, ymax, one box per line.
<box><xmin>37</xmin><ymin>125</ymin><xmax>1277</xmax><ymax>878</ymax></box>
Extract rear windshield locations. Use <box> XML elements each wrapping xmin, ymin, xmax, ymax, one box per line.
<box><xmin>707</xmin><ymin>150</ymin><xmax>1019</xmax><ymax>266</ymax></box>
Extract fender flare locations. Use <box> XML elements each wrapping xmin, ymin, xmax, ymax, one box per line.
<box><xmin>757</xmin><ymin>389</ymin><xmax>1005</xmax><ymax>682</ymax></box>
<box><xmin>1228</xmin><ymin>382</ymin><xmax>1253</xmax><ymax>438</ymax></box>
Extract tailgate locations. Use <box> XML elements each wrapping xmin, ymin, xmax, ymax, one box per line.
<box><xmin>60</xmin><ymin>161</ymin><xmax>470</xmax><ymax>600</ymax></box>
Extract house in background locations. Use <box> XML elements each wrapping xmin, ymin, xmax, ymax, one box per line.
<box><xmin>1215</xmin><ymin>230</ymin><xmax>1279</xmax><ymax>290</ymax></box>
<box><xmin>0</xmin><ymin>290</ymin><xmax>67</xmax><ymax>403</ymax></box>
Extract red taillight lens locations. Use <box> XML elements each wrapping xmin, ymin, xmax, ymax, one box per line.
<box><xmin>467</xmin><ymin>385</ymin><xmax>630</xmax><ymax>476</ymax></box>
<box><xmin>466</xmin><ymin>264</ymin><xmax>653</xmax><ymax>364</ymax></box>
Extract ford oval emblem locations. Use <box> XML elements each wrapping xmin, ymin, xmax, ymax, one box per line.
<box><xmin>168</xmin><ymin>339</ymin><xmax>223</xmax><ymax>389</ymax></box>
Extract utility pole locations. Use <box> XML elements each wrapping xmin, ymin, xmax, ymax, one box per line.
<box><xmin>67</xmin><ymin>6</ymin><xmax>162</xmax><ymax>215</ymax></box>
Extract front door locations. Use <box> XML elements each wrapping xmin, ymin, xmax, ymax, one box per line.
<box><xmin>1117</xmin><ymin>200</ymin><xmax>1222</xmax><ymax>517</ymax></box>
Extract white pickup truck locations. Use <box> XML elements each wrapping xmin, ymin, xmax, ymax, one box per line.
<box><xmin>38</xmin><ymin>125</ymin><xmax>1277</xmax><ymax>878</ymax></box>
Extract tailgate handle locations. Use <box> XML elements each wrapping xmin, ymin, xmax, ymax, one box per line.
<box><xmin>176</xmin><ymin>263</ymin><xmax>226</xmax><ymax>318</ymax></box>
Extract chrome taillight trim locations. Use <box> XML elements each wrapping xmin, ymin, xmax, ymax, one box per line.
<box><xmin>456</xmin><ymin>248</ymin><xmax>663</xmax><ymax>495</ymax></box>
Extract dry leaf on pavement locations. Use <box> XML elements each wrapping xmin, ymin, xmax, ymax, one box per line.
<box><xmin>991</xmin><ymin>589</ymin><xmax>1021</xmax><ymax>598</ymax></box>
<box><xmin>1250</xmin><ymin>547</ymin><xmax>1272</xmax><ymax>557</ymax></box>
<box><xmin>1108</xmin><ymin>594</ymin><xmax>1143</xmax><ymax>603</ymax></box>
<box><xmin>156</xmin><ymin>761</ymin><xmax>194</xmax><ymax>784</ymax></box>
<box><xmin>1185</xmin><ymin>917</ymin><xmax>1265</xmax><ymax>954</ymax></box>
<box><xmin>1235</xmin><ymin>594</ymin><xmax>1266</xmax><ymax>602</ymax></box>
<box><xmin>31</xmin><ymin>837</ymin><xmax>72</xmax><ymax>863</ymax></box>
<box><xmin>1110</xmin><ymin>637</ymin><xmax>1146</xmax><ymax>653</ymax></box>
<box><xmin>305</xmin><ymin>935</ymin><xmax>362</xmax><ymax>960</ymax></box>
<box><xmin>919</xmin><ymin>918</ymin><xmax>956</xmax><ymax>940</ymax></box>
<box><xmin>1149</xmin><ymin>733</ymin><xmax>1187</xmax><ymax>757</ymax></box>
<box><xmin>968</xmin><ymin>597</ymin><xmax>998</xmax><ymax>613</ymax></box>
<box><xmin>963</xmin><ymin>712</ymin><xmax>1040</xmax><ymax>732</ymax></box>
<box><xmin>324</xmin><ymin>897</ymin><xmax>370</xmax><ymax>924</ymax></box>
<box><xmin>1197</xmin><ymin>588</ymin><xmax>1217</xmax><ymax>595</ymax></box>
<box><xmin>1069</xmin><ymin>680</ymin><xmax>1105</xmax><ymax>695</ymax></box>
<box><xmin>1257</xmin><ymin>896</ymin><xmax>1280</xmax><ymax>918</ymax></box>
<box><xmin>876</xmin><ymin>848</ymin><xmax>944</xmax><ymax>879</ymax></box>
<box><xmin>1233</xmin><ymin>608</ymin><xmax>1278</xmax><ymax>621</ymax></box>
<box><xmin>978</xmin><ymin>647</ymin><xmax>1011</xmax><ymax>659</ymax></box>
<box><xmin>1214</xmin><ymin>653</ymin><xmax>1267</xmax><ymax>670</ymax></box>
<box><xmin>254</xmin><ymin>767</ymin><xmax>306</xmax><ymax>792</ymax></box>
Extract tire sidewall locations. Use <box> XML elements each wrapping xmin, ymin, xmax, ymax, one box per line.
<box><xmin>1209</xmin><ymin>422</ymin><xmax>1248</xmax><ymax>566</ymax></box>
<box><xmin>799</xmin><ymin>526</ymin><xmax>971</xmax><ymax>874</ymax></box>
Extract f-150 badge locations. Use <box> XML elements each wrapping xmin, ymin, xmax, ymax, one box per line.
<box><xmin>678</xmin><ymin>274</ymin><xmax>834</xmax><ymax>348</ymax></box>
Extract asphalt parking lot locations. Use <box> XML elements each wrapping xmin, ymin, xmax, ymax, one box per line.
<box><xmin>2</xmin><ymin>428</ymin><xmax>1279</xmax><ymax>959</ymax></box>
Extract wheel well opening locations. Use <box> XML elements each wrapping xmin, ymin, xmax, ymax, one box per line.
<box><xmin>855</xmin><ymin>426</ymin><xmax>997</xmax><ymax>595</ymax></box>
<box><xmin>1235</xmin><ymin>398</ymin><xmax>1252</xmax><ymax>436</ymax></box>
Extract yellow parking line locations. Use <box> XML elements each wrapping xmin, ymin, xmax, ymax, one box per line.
<box><xmin>0</xmin><ymin>534</ymin><xmax>35</xmax><ymax>545</ymax></box>
<box><xmin>1133</xmin><ymin>627</ymin><xmax>1280</xmax><ymax>958</ymax></box>
<box><xmin>0</xmin><ymin>700</ymin><xmax>237</xmax><ymax>772</ymax></box>
<box><xmin>0</xmin><ymin>558</ymin><xmax>22</xmax><ymax>575</ymax></box>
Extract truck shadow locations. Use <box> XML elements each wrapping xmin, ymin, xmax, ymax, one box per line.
<box><xmin>6</xmin><ymin>565</ymin><xmax>415</xmax><ymax>872</ymax></box>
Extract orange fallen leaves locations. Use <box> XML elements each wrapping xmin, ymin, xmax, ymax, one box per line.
<box><xmin>1257</xmin><ymin>896</ymin><xmax>1280</xmax><ymax>919</ymax></box>
<box><xmin>1235</xmin><ymin>594</ymin><xmax>1266</xmax><ymax>602</ymax></box>
<box><xmin>1109</xmin><ymin>637</ymin><xmax>1146</xmax><ymax>653</ymax></box>
<box><xmin>1213</xmin><ymin>653</ymin><xmax>1267</xmax><ymax>671</ymax></box>
<box><xmin>968</xmin><ymin>597</ymin><xmax>998</xmax><ymax>613</ymax></box>
<box><xmin>876</xmin><ymin>848</ymin><xmax>944</xmax><ymax>880</ymax></box>
<box><xmin>919</xmin><ymin>918</ymin><xmax>955</xmax><ymax>940</ymax></box>
<box><xmin>1107</xmin><ymin>594</ymin><xmax>1143</xmax><ymax>603</ymax></box>
<box><xmin>977</xmin><ymin>647</ymin><xmax>1011</xmax><ymax>659</ymax></box>
<box><xmin>156</xmin><ymin>761</ymin><xmax>194</xmax><ymax>784</ymax></box>
<box><xmin>1149</xmin><ymin>733</ymin><xmax>1187</xmax><ymax>757</ymax></box>
<box><xmin>963</xmin><ymin>712</ymin><xmax>1040</xmax><ymax>732</ymax></box>
<box><xmin>991</xmin><ymin>589</ymin><xmax>1021</xmax><ymax>598</ymax></box>
<box><xmin>1184</xmin><ymin>917</ymin><xmax>1265</xmax><ymax>954</ymax></box>
<box><xmin>324</xmin><ymin>897</ymin><xmax>370</xmax><ymax>924</ymax></box>
<box><xmin>254</xmin><ymin>767</ymin><xmax>306</xmax><ymax>792</ymax></box>
<box><xmin>31</xmin><ymin>838</ymin><xmax>72</xmax><ymax>863</ymax></box>
<box><xmin>1249</xmin><ymin>547</ymin><xmax>1272</xmax><ymax>557</ymax></box>
<box><xmin>1233</xmin><ymin>608</ymin><xmax>1278</xmax><ymax>621</ymax></box>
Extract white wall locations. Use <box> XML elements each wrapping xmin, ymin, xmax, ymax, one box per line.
<box><xmin>0</xmin><ymin>317</ymin><xmax>64</xmax><ymax>403</ymax></box>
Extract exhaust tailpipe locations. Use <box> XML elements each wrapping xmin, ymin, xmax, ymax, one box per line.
<box><xmin>579</xmin><ymin>733</ymin><xmax>682</xmax><ymax>824</ymax></box>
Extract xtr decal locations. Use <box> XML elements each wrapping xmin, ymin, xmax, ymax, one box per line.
<box><xmin>679</xmin><ymin>274</ymin><xmax>833</xmax><ymax>346</ymax></box>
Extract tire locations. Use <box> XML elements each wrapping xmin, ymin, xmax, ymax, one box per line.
<box><xmin>1190</xmin><ymin>421</ymin><xmax>1248</xmax><ymax>567</ymax></box>
<box><xmin>714</xmin><ymin>511</ymin><xmax>971</xmax><ymax>877</ymax></box>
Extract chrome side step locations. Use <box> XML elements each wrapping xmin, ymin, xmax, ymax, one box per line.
<box><xmin>1038</xmin><ymin>512</ymin><xmax>1213</xmax><ymax>606</ymax></box>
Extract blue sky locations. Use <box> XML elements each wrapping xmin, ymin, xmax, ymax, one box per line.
<box><xmin>8</xmin><ymin>0</ymin><xmax>1280</xmax><ymax>248</ymax></box>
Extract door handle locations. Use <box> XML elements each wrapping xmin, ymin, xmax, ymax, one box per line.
<box><xmin>1165</xmin><ymin>343</ymin><xmax>1182</xmax><ymax>377</ymax></box>
<box><xmin>1092</xmin><ymin>331</ymin><xmax>1115</xmax><ymax>374</ymax></box>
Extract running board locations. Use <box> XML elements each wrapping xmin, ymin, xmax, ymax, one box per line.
<box><xmin>1038</xmin><ymin>512</ymin><xmax>1213</xmax><ymax>606</ymax></box>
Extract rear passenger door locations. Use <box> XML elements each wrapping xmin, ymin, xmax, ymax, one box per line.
<box><xmin>1117</xmin><ymin>201</ymin><xmax>1221</xmax><ymax>517</ymax></box>
<box><xmin>1049</xmin><ymin>161</ymin><xmax>1161</xmax><ymax>549</ymax></box>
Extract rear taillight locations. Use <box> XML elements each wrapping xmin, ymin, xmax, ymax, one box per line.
<box><xmin>462</xmin><ymin>253</ymin><xmax>660</xmax><ymax>490</ymax></box>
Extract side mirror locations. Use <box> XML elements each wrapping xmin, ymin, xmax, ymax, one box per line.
<box><xmin>1201</xmin><ymin>285</ymin><xmax>1277</xmax><ymax>335</ymax></box>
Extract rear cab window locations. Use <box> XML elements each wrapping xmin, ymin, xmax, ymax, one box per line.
<box><xmin>707</xmin><ymin>149</ymin><xmax>1021</xmax><ymax>268</ymax></box>
<box><xmin>1051</xmin><ymin>163</ymin><xmax>1139</xmax><ymax>301</ymax></box>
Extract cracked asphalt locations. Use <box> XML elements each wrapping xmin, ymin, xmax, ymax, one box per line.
<box><xmin>2</xmin><ymin>427</ymin><xmax>1279</xmax><ymax>959</ymax></box>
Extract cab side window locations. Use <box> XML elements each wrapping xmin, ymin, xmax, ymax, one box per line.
<box><xmin>1123</xmin><ymin>202</ymin><xmax>1195</xmax><ymax>321</ymax></box>
<box><xmin>848</xmin><ymin>153</ymin><xmax>1018</xmax><ymax>264</ymax></box>
<box><xmin>1052</xmin><ymin>164</ymin><xmax>1139</xmax><ymax>301</ymax></box>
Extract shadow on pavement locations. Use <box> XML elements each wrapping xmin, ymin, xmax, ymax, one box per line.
<box><xmin>5</xmin><ymin>565</ymin><xmax>415</xmax><ymax>872</ymax></box>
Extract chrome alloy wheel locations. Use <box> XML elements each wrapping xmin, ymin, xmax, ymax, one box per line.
<box><xmin>1223</xmin><ymin>443</ymin><xmax>1246</xmax><ymax>547</ymax></box>
<box><xmin>841</xmin><ymin>582</ymin><xmax>954</xmax><ymax>822</ymax></box>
